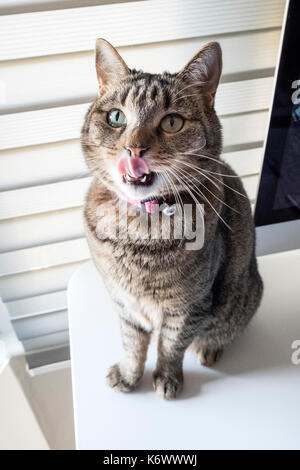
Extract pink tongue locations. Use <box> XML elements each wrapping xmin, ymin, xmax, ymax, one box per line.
<box><xmin>144</xmin><ymin>200</ymin><xmax>159</xmax><ymax>214</ymax></box>
<box><xmin>117</xmin><ymin>156</ymin><xmax>150</xmax><ymax>178</ymax></box>
<box><xmin>117</xmin><ymin>156</ymin><xmax>157</xmax><ymax>213</ymax></box>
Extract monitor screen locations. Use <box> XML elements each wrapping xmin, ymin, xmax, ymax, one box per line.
<box><xmin>255</xmin><ymin>0</ymin><xmax>300</xmax><ymax>227</ymax></box>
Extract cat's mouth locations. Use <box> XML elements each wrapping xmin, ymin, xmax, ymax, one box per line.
<box><xmin>113</xmin><ymin>161</ymin><xmax>166</xmax><ymax>204</ymax></box>
<box><xmin>122</xmin><ymin>171</ymin><xmax>155</xmax><ymax>186</ymax></box>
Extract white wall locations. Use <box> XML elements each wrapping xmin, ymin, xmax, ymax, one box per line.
<box><xmin>0</xmin><ymin>298</ymin><xmax>74</xmax><ymax>449</ymax></box>
<box><xmin>0</xmin><ymin>360</ymin><xmax>49</xmax><ymax>450</ymax></box>
<box><xmin>10</xmin><ymin>356</ymin><xmax>75</xmax><ymax>450</ymax></box>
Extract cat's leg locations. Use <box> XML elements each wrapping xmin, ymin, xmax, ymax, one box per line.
<box><xmin>153</xmin><ymin>299</ymin><xmax>215</xmax><ymax>399</ymax></box>
<box><xmin>153</xmin><ymin>343</ymin><xmax>184</xmax><ymax>400</ymax></box>
<box><xmin>106</xmin><ymin>316</ymin><xmax>151</xmax><ymax>393</ymax></box>
<box><xmin>193</xmin><ymin>261</ymin><xmax>263</xmax><ymax>368</ymax></box>
<box><xmin>153</xmin><ymin>314</ymin><xmax>193</xmax><ymax>400</ymax></box>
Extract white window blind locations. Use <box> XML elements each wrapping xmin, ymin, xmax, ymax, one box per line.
<box><xmin>0</xmin><ymin>0</ymin><xmax>285</xmax><ymax>369</ymax></box>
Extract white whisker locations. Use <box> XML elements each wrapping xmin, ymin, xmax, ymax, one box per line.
<box><xmin>203</xmin><ymin>171</ymin><xmax>248</xmax><ymax>199</ymax></box>
<box><xmin>172</xmin><ymin>159</ymin><xmax>221</xmax><ymax>191</ymax></box>
<box><xmin>171</xmin><ymin>163</ymin><xmax>242</xmax><ymax>215</ymax></box>
<box><xmin>200</xmin><ymin>168</ymin><xmax>241</xmax><ymax>178</ymax></box>
<box><xmin>178</xmin><ymin>151</ymin><xmax>228</xmax><ymax>168</ymax></box>
<box><xmin>169</xmin><ymin>167</ymin><xmax>232</xmax><ymax>231</ymax></box>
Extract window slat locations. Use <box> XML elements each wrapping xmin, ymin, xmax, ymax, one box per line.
<box><xmin>0</xmin><ymin>261</ymin><xmax>86</xmax><ymax>302</ymax></box>
<box><xmin>0</xmin><ymin>0</ymin><xmax>285</xmax><ymax>60</ymax></box>
<box><xmin>0</xmin><ymin>207</ymin><xmax>84</xmax><ymax>252</ymax></box>
<box><xmin>222</xmin><ymin>111</ymin><xmax>268</xmax><ymax>148</ymax></box>
<box><xmin>25</xmin><ymin>345</ymin><xmax>70</xmax><ymax>370</ymax></box>
<box><xmin>0</xmin><ymin>177</ymin><xmax>91</xmax><ymax>220</ymax></box>
<box><xmin>0</xmin><ymin>238</ymin><xmax>89</xmax><ymax>277</ymax></box>
<box><xmin>7</xmin><ymin>290</ymin><xmax>67</xmax><ymax>319</ymax></box>
<box><xmin>222</xmin><ymin>148</ymin><xmax>263</xmax><ymax>177</ymax></box>
<box><xmin>0</xmin><ymin>140</ymin><xmax>88</xmax><ymax>192</ymax></box>
<box><xmin>12</xmin><ymin>309</ymin><xmax>68</xmax><ymax>341</ymax></box>
<box><xmin>22</xmin><ymin>330</ymin><xmax>69</xmax><ymax>353</ymax></box>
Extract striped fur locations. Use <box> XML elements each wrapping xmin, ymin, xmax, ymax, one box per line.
<box><xmin>82</xmin><ymin>39</ymin><xmax>263</xmax><ymax>399</ymax></box>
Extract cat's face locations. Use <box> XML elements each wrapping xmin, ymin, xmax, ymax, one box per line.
<box><xmin>81</xmin><ymin>39</ymin><xmax>222</xmax><ymax>204</ymax></box>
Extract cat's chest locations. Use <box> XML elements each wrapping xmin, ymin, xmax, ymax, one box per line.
<box><xmin>91</xmin><ymin>240</ymin><xmax>183</xmax><ymax>328</ymax></box>
<box><xmin>105</xmin><ymin>274</ymin><xmax>164</xmax><ymax>331</ymax></box>
<box><xmin>86</xmin><ymin>220</ymin><xmax>217</xmax><ymax>328</ymax></box>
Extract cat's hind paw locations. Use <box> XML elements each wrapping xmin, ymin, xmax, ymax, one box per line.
<box><xmin>105</xmin><ymin>364</ymin><xmax>137</xmax><ymax>393</ymax></box>
<box><xmin>153</xmin><ymin>370</ymin><xmax>183</xmax><ymax>400</ymax></box>
<box><xmin>198</xmin><ymin>347</ymin><xmax>223</xmax><ymax>367</ymax></box>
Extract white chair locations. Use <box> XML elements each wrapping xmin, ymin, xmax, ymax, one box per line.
<box><xmin>68</xmin><ymin>249</ymin><xmax>300</xmax><ymax>450</ymax></box>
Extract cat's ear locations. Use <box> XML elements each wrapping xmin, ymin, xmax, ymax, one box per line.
<box><xmin>179</xmin><ymin>42</ymin><xmax>222</xmax><ymax>107</ymax></box>
<box><xmin>95</xmin><ymin>38</ymin><xmax>130</xmax><ymax>94</ymax></box>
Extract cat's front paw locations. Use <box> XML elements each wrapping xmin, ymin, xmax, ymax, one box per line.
<box><xmin>106</xmin><ymin>364</ymin><xmax>137</xmax><ymax>393</ymax></box>
<box><xmin>153</xmin><ymin>369</ymin><xmax>183</xmax><ymax>400</ymax></box>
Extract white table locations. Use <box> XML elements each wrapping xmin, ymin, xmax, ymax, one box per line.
<box><xmin>68</xmin><ymin>249</ymin><xmax>300</xmax><ymax>450</ymax></box>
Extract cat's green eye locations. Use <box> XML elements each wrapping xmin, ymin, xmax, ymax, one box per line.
<box><xmin>160</xmin><ymin>114</ymin><xmax>184</xmax><ymax>133</ymax></box>
<box><xmin>107</xmin><ymin>109</ymin><xmax>127</xmax><ymax>128</ymax></box>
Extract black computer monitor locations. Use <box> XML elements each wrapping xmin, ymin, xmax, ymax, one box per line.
<box><xmin>255</xmin><ymin>0</ymin><xmax>300</xmax><ymax>255</ymax></box>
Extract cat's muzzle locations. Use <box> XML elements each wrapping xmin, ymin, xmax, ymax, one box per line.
<box><xmin>122</xmin><ymin>171</ymin><xmax>155</xmax><ymax>186</ymax></box>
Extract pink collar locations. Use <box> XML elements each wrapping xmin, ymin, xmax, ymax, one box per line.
<box><xmin>114</xmin><ymin>188</ymin><xmax>161</xmax><ymax>214</ymax></box>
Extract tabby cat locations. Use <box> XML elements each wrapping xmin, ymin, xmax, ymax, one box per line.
<box><xmin>82</xmin><ymin>38</ymin><xmax>263</xmax><ymax>399</ymax></box>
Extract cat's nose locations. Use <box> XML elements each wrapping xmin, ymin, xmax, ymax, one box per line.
<box><xmin>125</xmin><ymin>146</ymin><xmax>149</xmax><ymax>158</ymax></box>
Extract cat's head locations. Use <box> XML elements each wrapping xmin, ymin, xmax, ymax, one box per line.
<box><xmin>81</xmin><ymin>39</ymin><xmax>222</xmax><ymax>206</ymax></box>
